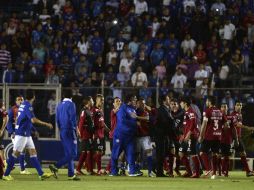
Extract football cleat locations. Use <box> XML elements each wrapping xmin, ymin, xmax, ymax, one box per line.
<box><xmin>68</xmin><ymin>175</ymin><xmax>81</xmax><ymax>181</ymax></box>
<box><xmin>210</xmin><ymin>174</ymin><xmax>216</xmax><ymax>180</ymax></box>
<box><xmin>148</xmin><ymin>172</ymin><xmax>156</xmax><ymax>178</ymax></box>
<box><xmin>20</xmin><ymin>170</ymin><xmax>32</xmax><ymax>175</ymax></box>
<box><xmin>76</xmin><ymin>170</ymin><xmax>85</xmax><ymax>176</ymax></box>
<box><xmin>39</xmin><ymin>172</ymin><xmax>53</xmax><ymax>180</ymax></box>
<box><xmin>2</xmin><ymin>175</ymin><xmax>14</xmax><ymax>181</ymax></box>
<box><xmin>246</xmin><ymin>171</ymin><xmax>254</xmax><ymax>177</ymax></box>
<box><xmin>49</xmin><ymin>164</ymin><xmax>58</xmax><ymax>179</ymax></box>
<box><xmin>129</xmin><ymin>171</ymin><xmax>143</xmax><ymax>177</ymax></box>
<box><xmin>190</xmin><ymin>173</ymin><xmax>200</xmax><ymax>178</ymax></box>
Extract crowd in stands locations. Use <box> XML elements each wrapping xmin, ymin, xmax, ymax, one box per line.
<box><xmin>0</xmin><ymin>0</ymin><xmax>254</xmax><ymax>103</ymax></box>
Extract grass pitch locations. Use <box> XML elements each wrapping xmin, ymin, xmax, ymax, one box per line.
<box><xmin>1</xmin><ymin>169</ymin><xmax>253</xmax><ymax>190</ymax></box>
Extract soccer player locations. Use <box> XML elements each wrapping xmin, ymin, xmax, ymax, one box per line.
<box><xmin>76</xmin><ymin>96</ymin><xmax>95</xmax><ymax>175</ymax></box>
<box><xmin>110</xmin><ymin>94</ymin><xmax>142</xmax><ymax>176</ymax></box>
<box><xmin>6</xmin><ymin>95</ymin><xmax>32</xmax><ymax>174</ymax></box>
<box><xmin>220</xmin><ymin>103</ymin><xmax>238</xmax><ymax>177</ymax></box>
<box><xmin>106</xmin><ymin>97</ymin><xmax>121</xmax><ymax>174</ymax></box>
<box><xmin>180</xmin><ymin>97</ymin><xmax>200</xmax><ymax>178</ymax></box>
<box><xmin>232</xmin><ymin>101</ymin><xmax>254</xmax><ymax>177</ymax></box>
<box><xmin>199</xmin><ymin>96</ymin><xmax>227</xmax><ymax>179</ymax></box>
<box><xmin>3</xmin><ymin>90</ymin><xmax>53</xmax><ymax>181</ymax></box>
<box><xmin>136</xmin><ymin>98</ymin><xmax>154</xmax><ymax>177</ymax></box>
<box><xmin>49</xmin><ymin>90</ymin><xmax>80</xmax><ymax>180</ymax></box>
<box><xmin>0</xmin><ymin>101</ymin><xmax>8</xmax><ymax>179</ymax></box>
<box><xmin>92</xmin><ymin>94</ymin><xmax>106</xmax><ymax>175</ymax></box>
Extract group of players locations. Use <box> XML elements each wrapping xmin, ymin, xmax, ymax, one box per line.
<box><xmin>76</xmin><ymin>93</ymin><xmax>254</xmax><ymax>179</ymax></box>
<box><xmin>1</xmin><ymin>92</ymin><xmax>254</xmax><ymax>180</ymax></box>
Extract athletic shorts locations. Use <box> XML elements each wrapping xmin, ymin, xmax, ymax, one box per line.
<box><xmin>93</xmin><ymin>138</ymin><xmax>105</xmax><ymax>152</ymax></box>
<box><xmin>80</xmin><ymin>139</ymin><xmax>93</xmax><ymax>151</ymax></box>
<box><xmin>220</xmin><ymin>143</ymin><xmax>231</xmax><ymax>156</ymax></box>
<box><xmin>136</xmin><ymin>136</ymin><xmax>153</xmax><ymax>153</ymax></box>
<box><xmin>174</xmin><ymin>140</ymin><xmax>180</xmax><ymax>154</ymax></box>
<box><xmin>179</xmin><ymin>138</ymin><xmax>197</xmax><ymax>155</ymax></box>
<box><xmin>234</xmin><ymin>139</ymin><xmax>245</xmax><ymax>153</ymax></box>
<box><xmin>13</xmin><ymin>135</ymin><xmax>35</xmax><ymax>152</ymax></box>
<box><xmin>200</xmin><ymin>140</ymin><xmax>220</xmax><ymax>154</ymax></box>
<box><xmin>165</xmin><ymin>137</ymin><xmax>175</xmax><ymax>149</ymax></box>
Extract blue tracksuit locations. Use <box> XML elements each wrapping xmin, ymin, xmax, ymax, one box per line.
<box><xmin>55</xmin><ymin>98</ymin><xmax>77</xmax><ymax>177</ymax></box>
<box><xmin>111</xmin><ymin>104</ymin><xmax>137</xmax><ymax>175</ymax></box>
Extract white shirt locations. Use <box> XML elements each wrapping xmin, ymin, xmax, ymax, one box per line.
<box><xmin>183</xmin><ymin>0</ymin><xmax>196</xmax><ymax>12</ymax></box>
<box><xmin>163</xmin><ymin>0</ymin><xmax>171</xmax><ymax>6</ymax></box>
<box><xmin>134</xmin><ymin>0</ymin><xmax>148</xmax><ymax>15</ymax></box>
<box><xmin>171</xmin><ymin>74</ymin><xmax>187</xmax><ymax>93</ymax></box>
<box><xmin>181</xmin><ymin>39</ymin><xmax>196</xmax><ymax>53</ymax></box>
<box><xmin>152</xmin><ymin>22</ymin><xmax>160</xmax><ymax>37</ymax></box>
<box><xmin>131</xmin><ymin>72</ymin><xmax>148</xmax><ymax>87</ymax></box>
<box><xmin>223</xmin><ymin>23</ymin><xmax>235</xmax><ymax>40</ymax></box>
<box><xmin>47</xmin><ymin>99</ymin><xmax>57</xmax><ymax>115</ymax></box>
<box><xmin>119</xmin><ymin>58</ymin><xmax>134</xmax><ymax>74</ymax></box>
<box><xmin>194</xmin><ymin>69</ymin><xmax>208</xmax><ymax>86</ymax></box>
<box><xmin>77</xmin><ymin>41</ymin><xmax>89</xmax><ymax>55</ymax></box>
<box><xmin>219</xmin><ymin>65</ymin><xmax>229</xmax><ymax>80</ymax></box>
<box><xmin>107</xmin><ymin>51</ymin><xmax>117</xmax><ymax>64</ymax></box>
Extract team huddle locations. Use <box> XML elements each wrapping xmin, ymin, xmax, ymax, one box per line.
<box><xmin>0</xmin><ymin>91</ymin><xmax>254</xmax><ymax>181</ymax></box>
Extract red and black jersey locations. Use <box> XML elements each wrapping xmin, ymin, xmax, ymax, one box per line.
<box><xmin>78</xmin><ymin>107</ymin><xmax>94</xmax><ymax>140</ymax></box>
<box><xmin>92</xmin><ymin>106</ymin><xmax>105</xmax><ymax>139</ymax></box>
<box><xmin>231</xmin><ymin>111</ymin><xmax>242</xmax><ymax>138</ymax></box>
<box><xmin>137</xmin><ymin>108</ymin><xmax>150</xmax><ymax>137</ymax></box>
<box><xmin>0</xmin><ymin>108</ymin><xmax>7</xmax><ymax>118</ymax></box>
<box><xmin>203</xmin><ymin>106</ymin><xmax>227</xmax><ymax>141</ymax></box>
<box><xmin>109</xmin><ymin>109</ymin><xmax>117</xmax><ymax>139</ymax></box>
<box><xmin>221</xmin><ymin>114</ymin><xmax>236</xmax><ymax>145</ymax></box>
<box><xmin>182</xmin><ymin>107</ymin><xmax>199</xmax><ymax>139</ymax></box>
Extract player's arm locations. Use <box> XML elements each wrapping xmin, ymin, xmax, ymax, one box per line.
<box><xmin>6</xmin><ymin>109</ymin><xmax>15</xmax><ymax>134</ymax></box>
<box><xmin>86</xmin><ymin>111</ymin><xmax>95</xmax><ymax>133</ymax></box>
<box><xmin>232</xmin><ymin>126</ymin><xmax>239</xmax><ymax>146</ymax></box>
<box><xmin>185</xmin><ymin>115</ymin><xmax>196</xmax><ymax>142</ymax></box>
<box><xmin>68</xmin><ymin>103</ymin><xmax>77</xmax><ymax>130</ymax></box>
<box><xmin>0</xmin><ymin>115</ymin><xmax>8</xmax><ymax>136</ymax></box>
<box><xmin>198</xmin><ymin>114</ymin><xmax>208</xmax><ymax>143</ymax></box>
<box><xmin>235</xmin><ymin>122</ymin><xmax>254</xmax><ymax>131</ymax></box>
<box><xmin>31</xmin><ymin>117</ymin><xmax>53</xmax><ymax>129</ymax></box>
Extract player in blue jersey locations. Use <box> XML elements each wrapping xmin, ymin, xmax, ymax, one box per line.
<box><xmin>49</xmin><ymin>90</ymin><xmax>80</xmax><ymax>180</ymax></box>
<box><xmin>6</xmin><ymin>95</ymin><xmax>32</xmax><ymax>175</ymax></box>
<box><xmin>110</xmin><ymin>94</ymin><xmax>142</xmax><ymax>177</ymax></box>
<box><xmin>2</xmin><ymin>90</ymin><xmax>53</xmax><ymax>181</ymax></box>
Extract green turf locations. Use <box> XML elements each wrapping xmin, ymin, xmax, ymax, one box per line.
<box><xmin>1</xmin><ymin>169</ymin><xmax>254</xmax><ymax>190</ymax></box>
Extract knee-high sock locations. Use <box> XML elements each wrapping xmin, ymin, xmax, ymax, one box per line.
<box><xmin>4</xmin><ymin>154</ymin><xmax>17</xmax><ymax>176</ymax></box>
<box><xmin>147</xmin><ymin>156</ymin><xmax>153</xmax><ymax>174</ymax></box>
<box><xmin>175</xmin><ymin>156</ymin><xmax>181</xmax><ymax>172</ymax></box>
<box><xmin>217</xmin><ymin>157</ymin><xmax>222</xmax><ymax>176</ymax></box>
<box><xmin>94</xmin><ymin>152</ymin><xmax>102</xmax><ymax>172</ymax></box>
<box><xmin>181</xmin><ymin>155</ymin><xmax>192</xmax><ymax>174</ymax></box>
<box><xmin>77</xmin><ymin>152</ymin><xmax>87</xmax><ymax>171</ymax></box>
<box><xmin>106</xmin><ymin>159</ymin><xmax>111</xmax><ymax>172</ymax></box>
<box><xmin>19</xmin><ymin>153</ymin><xmax>26</xmax><ymax>171</ymax></box>
<box><xmin>222</xmin><ymin>156</ymin><xmax>229</xmax><ymax>175</ymax></box>
<box><xmin>86</xmin><ymin>151</ymin><xmax>93</xmax><ymax>173</ymax></box>
<box><xmin>241</xmin><ymin>155</ymin><xmax>251</xmax><ymax>173</ymax></box>
<box><xmin>192</xmin><ymin>156</ymin><xmax>200</xmax><ymax>175</ymax></box>
<box><xmin>163</xmin><ymin>157</ymin><xmax>169</xmax><ymax>172</ymax></box>
<box><xmin>30</xmin><ymin>155</ymin><xmax>43</xmax><ymax>176</ymax></box>
<box><xmin>200</xmin><ymin>153</ymin><xmax>211</xmax><ymax>171</ymax></box>
<box><xmin>212</xmin><ymin>155</ymin><xmax>217</xmax><ymax>175</ymax></box>
<box><xmin>0</xmin><ymin>156</ymin><xmax>4</xmax><ymax>177</ymax></box>
<box><xmin>168</xmin><ymin>153</ymin><xmax>174</xmax><ymax>175</ymax></box>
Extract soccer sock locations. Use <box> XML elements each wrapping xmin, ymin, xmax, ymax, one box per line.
<box><xmin>94</xmin><ymin>152</ymin><xmax>102</xmax><ymax>172</ymax></box>
<box><xmin>217</xmin><ymin>157</ymin><xmax>222</xmax><ymax>176</ymax></box>
<box><xmin>175</xmin><ymin>156</ymin><xmax>181</xmax><ymax>172</ymax></box>
<box><xmin>4</xmin><ymin>154</ymin><xmax>17</xmax><ymax>176</ymax></box>
<box><xmin>30</xmin><ymin>155</ymin><xmax>43</xmax><ymax>176</ymax></box>
<box><xmin>147</xmin><ymin>155</ymin><xmax>153</xmax><ymax>174</ymax></box>
<box><xmin>86</xmin><ymin>151</ymin><xmax>93</xmax><ymax>173</ymax></box>
<box><xmin>192</xmin><ymin>156</ymin><xmax>200</xmax><ymax>175</ymax></box>
<box><xmin>222</xmin><ymin>156</ymin><xmax>229</xmax><ymax>176</ymax></box>
<box><xmin>241</xmin><ymin>155</ymin><xmax>251</xmax><ymax>173</ymax></box>
<box><xmin>212</xmin><ymin>155</ymin><xmax>217</xmax><ymax>175</ymax></box>
<box><xmin>163</xmin><ymin>157</ymin><xmax>169</xmax><ymax>172</ymax></box>
<box><xmin>106</xmin><ymin>159</ymin><xmax>111</xmax><ymax>172</ymax></box>
<box><xmin>0</xmin><ymin>156</ymin><xmax>4</xmax><ymax>177</ymax></box>
<box><xmin>19</xmin><ymin>153</ymin><xmax>26</xmax><ymax>171</ymax></box>
<box><xmin>77</xmin><ymin>152</ymin><xmax>87</xmax><ymax>171</ymax></box>
<box><xmin>181</xmin><ymin>155</ymin><xmax>192</xmax><ymax>175</ymax></box>
<box><xmin>200</xmin><ymin>153</ymin><xmax>211</xmax><ymax>171</ymax></box>
<box><xmin>168</xmin><ymin>153</ymin><xmax>174</xmax><ymax>175</ymax></box>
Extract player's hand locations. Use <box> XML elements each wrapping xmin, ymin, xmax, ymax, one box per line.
<box><xmin>0</xmin><ymin>130</ymin><xmax>4</xmax><ymax>137</ymax></box>
<box><xmin>34</xmin><ymin>131</ymin><xmax>40</xmax><ymax>138</ymax></box>
<box><xmin>137</xmin><ymin>121</ymin><xmax>141</xmax><ymax>126</ymax></box>
<box><xmin>46</xmin><ymin>123</ymin><xmax>53</xmax><ymax>129</ymax></box>
<box><xmin>198</xmin><ymin>136</ymin><xmax>203</xmax><ymax>143</ymax></box>
<box><xmin>151</xmin><ymin>142</ymin><xmax>156</xmax><ymax>148</ymax></box>
<box><xmin>130</xmin><ymin>112</ymin><xmax>137</xmax><ymax>119</ymax></box>
<box><xmin>11</xmin><ymin>133</ymin><xmax>15</xmax><ymax>139</ymax></box>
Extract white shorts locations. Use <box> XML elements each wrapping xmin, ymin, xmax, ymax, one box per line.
<box><xmin>13</xmin><ymin>135</ymin><xmax>35</xmax><ymax>152</ymax></box>
<box><xmin>136</xmin><ymin>136</ymin><xmax>153</xmax><ymax>152</ymax></box>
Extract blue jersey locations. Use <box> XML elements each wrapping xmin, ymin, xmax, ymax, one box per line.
<box><xmin>56</xmin><ymin>98</ymin><xmax>77</xmax><ymax>131</ymax></box>
<box><xmin>114</xmin><ymin>104</ymin><xmax>137</xmax><ymax>137</ymax></box>
<box><xmin>15</xmin><ymin>101</ymin><xmax>35</xmax><ymax>137</ymax></box>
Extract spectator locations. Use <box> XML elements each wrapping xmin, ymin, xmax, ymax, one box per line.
<box><xmin>104</xmin><ymin>66</ymin><xmax>116</xmax><ymax>86</ymax></box>
<box><xmin>211</xmin><ymin>0</ymin><xmax>226</xmax><ymax>15</ymax></box>
<box><xmin>0</xmin><ymin>43</ymin><xmax>11</xmax><ymax>72</ymax></box>
<box><xmin>221</xmin><ymin>18</ymin><xmax>236</xmax><ymax>41</ymax></box>
<box><xmin>117</xmin><ymin>65</ymin><xmax>130</xmax><ymax>86</ymax></box>
<box><xmin>77</xmin><ymin>34</ymin><xmax>89</xmax><ymax>56</ymax></box>
<box><xmin>131</xmin><ymin>66</ymin><xmax>148</xmax><ymax>87</ymax></box>
<box><xmin>150</xmin><ymin>43</ymin><xmax>164</xmax><ymax>66</ymax></box>
<box><xmin>155</xmin><ymin>60</ymin><xmax>166</xmax><ymax>80</ymax></box>
<box><xmin>221</xmin><ymin>91</ymin><xmax>235</xmax><ymax>114</ymax></box>
<box><xmin>106</xmin><ymin>46</ymin><xmax>117</xmax><ymax>65</ymax></box>
<box><xmin>2</xmin><ymin>63</ymin><xmax>15</xmax><ymax>83</ymax></box>
<box><xmin>181</xmin><ymin>34</ymin><xmax>196</xmax><ymax>54</ymax></box>
<box><xmin>170</xmin><ymin>68</ymin><xmax>187</xmax><ymax>95</ymax></box>
<box><xmin>194</xmin><ymin>63</ymin><xmax>208</xmax><ymax>88</ymax></box>
<box><xmin>134</xmin><ymin>0</ymin><xmax>148</xmax><ymax>16</ymax></box>
<box><xmin>139</xmin><ymin>81</ymin><xmax>153</xmax><ymax>101</ymax></box>
<box><xmin>119</xmin><ymin>51</ymin><xmax>134</xmax><ymax>74</ymax></box>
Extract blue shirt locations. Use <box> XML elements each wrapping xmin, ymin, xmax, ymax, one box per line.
<box><xmin>56</xmin><ymin>98</ymin><xmax>77</xmax><ymax>131</ymax></box>
<box><xmin>114</xmin><ymin>104</ymin><xmax>137</xmax><ymax>137</ymax></box>
<box><xmin>15</xmin><ymin>101</ymin><xmax>35</xmax><ymax>137</ymax></box>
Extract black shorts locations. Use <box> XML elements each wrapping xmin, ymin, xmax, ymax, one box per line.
<box><xmin>220</xmin><ymin>143</ymin><xmax>231</xmax><ymax>156</ymax></box>
<box><xmin>93</xmin><ymin>138</ymin><xmax>105</xmax><ymax>152</ymax></box>
<box><xmin>80</xmin><ymin>139</ymin><xmax>93</xmax><ymax>151</ymax></box>
<box><xmin>235</xmin><ymin>139</ymin><xmax>245</xmax><ymax>153</ymax></box>
<box><xmin>179</xmin><ymin>138</ymin><xmax>197</xmax><ymax>155</ymax></box>
<box><xmin>200</xmin><ymin>140</ymin><xmax>220</xmax><ymax>154</ymax></box>
<box><xmin>0</xmin><ymin>135</ymin><xmax>4</xmax><ymax>150</ymax></box>
<box><xmin>165</xmin><ymin>137</ymin><xmax>175</xmax><ymax>149</ymax></box>
<box><xmin>110</xmin><ymin>138</ymin><xmax>113</xmax><ymax>151</ymax></box>
<box><xmin>174</xmin><ymin>140</ymin><xmax>180</xmax><ymax>154</ymax></box>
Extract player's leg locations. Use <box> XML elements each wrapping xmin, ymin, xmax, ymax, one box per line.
<box><xmin>119</xmin><ymin>151</ymin><xmax>126</xmax><ymax>175</ymax></box>
<box><xmin>85</xmin><ymin>139</ymin><xmax>94</xmax><ymax>175</ymax></box>
<box><xmin>105</xmin><ymin>138</ymin><xmax>113</xmax><ymax>174</ymax></box>
<box><xmin>155</xmin><ymin>136</ymin><xmax>167</xmax><ymax>177</ymax></box>
<box><xmin>221</xmin><ymin>143</ymin><xmax>230</xmax><ymax>177</ymax></box>
<box><xmin>174</xmin><ymin>140</ymin><xmax>181</xmax><ymax>176</ymax></box>
<box><xmin>142</xmin><ymin>136</ymin><xmax>154</xmax><ymax>177</ymax></box>
<box><xmin>135</xmin><ymin>137</ymin><xmax>142</xmax><ymax>174</ymax></box>
<box><xmin>200</xmin><ymin>140</ymin><xmax>212</xmax><ymax>175</ymax></box>
<box><xmin>210</xmin><ymin>140</ymin><xmax>220</xmax><ymax>179</ymax></box>
<box><xmin>76</xmin><ymin>140</ymin><xmax>87</xmax><ymax>175</ymax></box>
<box><xmin>0</xmin><ymin>145</ymin><xmax>4</xmax><ymax>179</ymax></box>
<box><xmin>110</xmin><ymin>136</ymin><xmax>123</xmax><ymax>176</ymax></box>
<box><xmin>93</xmin><ymin>138</ymin><xmax>104</xmax><ymax>175</ymax></box>
<box><xmin>67</xmin><ymin>138</ymin><xmax>79</xmax><ymax>180</ymax></box>
<box><xmin>190</xmin><ymin>138</ymin><xmax>200</xmax><ymax>178</ymax></box>
<box><xmin>179</xmin><ymin>141</ymin><xmax>192</xmax><ymax>177</ymax></box>
<box><xmin>168</xmin><ymin>141</ymin><xmax>175</xmax><ymax>177</ymax></box>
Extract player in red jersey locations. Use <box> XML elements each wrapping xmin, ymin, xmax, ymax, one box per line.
<box><xmin>180</xmin><ymin>97</ymin><xmax>200</xmax><ymax>178</ymax></box>
<box><xmin>135</xmin><ymin>98</ymin><xmax>154</xmax><ymax>177</ymax></box>
<box><xmin>92</xmin><ymin>94</ymin><xmax>109</xmax><ymax>175</ymax></box>
<box><xmin>105</xmin><ymin>97</ymin><xmax>121</xmax><ymax>174</ymax></box>
<box><xmin>199</xmin><ymin>96</ymin><xmax>227</xmax><ymax>179</ymax></box>
<box><xmin>76</xmin><ymin>96</ymin><xmax>95</xmax><ymax>175</ymax></box>
<box><xmin>219</xmin><ymin>103</ymin><xmax>238</xmax><ymax>177</ymax></box>
<box><xmin>0</xmin><ymin>102</ymin><xmax>7</xmax><ymax>179</ymax></box>
<box><xmin>232</xmin><ymin>101</ymin><xmax>254</xmax><ymax>177</ymax></box>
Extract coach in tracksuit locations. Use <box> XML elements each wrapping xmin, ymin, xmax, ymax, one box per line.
<box><xmin>110</xmin><ymin>94</ymin><xmax>142</xmax><ymax>176</ymax></box>
<box><xmin>49</xmin><ymin>90</ymin><xmax>80</xmax><ymax>180</ymax></box>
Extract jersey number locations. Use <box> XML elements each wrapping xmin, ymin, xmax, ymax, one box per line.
<box><xmin>213</xmin><ymin>120</ymin><xmax>219</xmax><ymax>131</ymax></box>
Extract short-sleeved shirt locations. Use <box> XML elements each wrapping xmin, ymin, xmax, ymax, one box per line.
<box><xmin>182</xmin><ymin>107</ymin><xmax>199</xmax><ymax>139</ymax></box>
<box><xmin>137</xmin><ymin>108</ymin><xmax>149</xmax><ymax>137</ymax></box>
<box><xmin>92</xmin><ymin>107</ymin><xmax>105</xmax><ymax>139</ymax></box>
<box><xmin>109</xmin><ymin>109</ymin><xmax>117</xmax><ymax>139</ymax></box>
<box><xmin>15</xmin><ymin>100</ymin><xmax>35</xmax><ymax>137</ymax></box>
<box><xmin>231</xmin><ymin>111</ymin><xmax>242</xmax><ymax>138</ymax></box>
<box><xmin>221</xmin><ymin>114</ymin><xmax>236</xmax><ymax>145</ymax></box>
<box><xmin>203</xmin><ymin>106</ymin><xmax>227</xmax><ymax>141</ymax></box>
